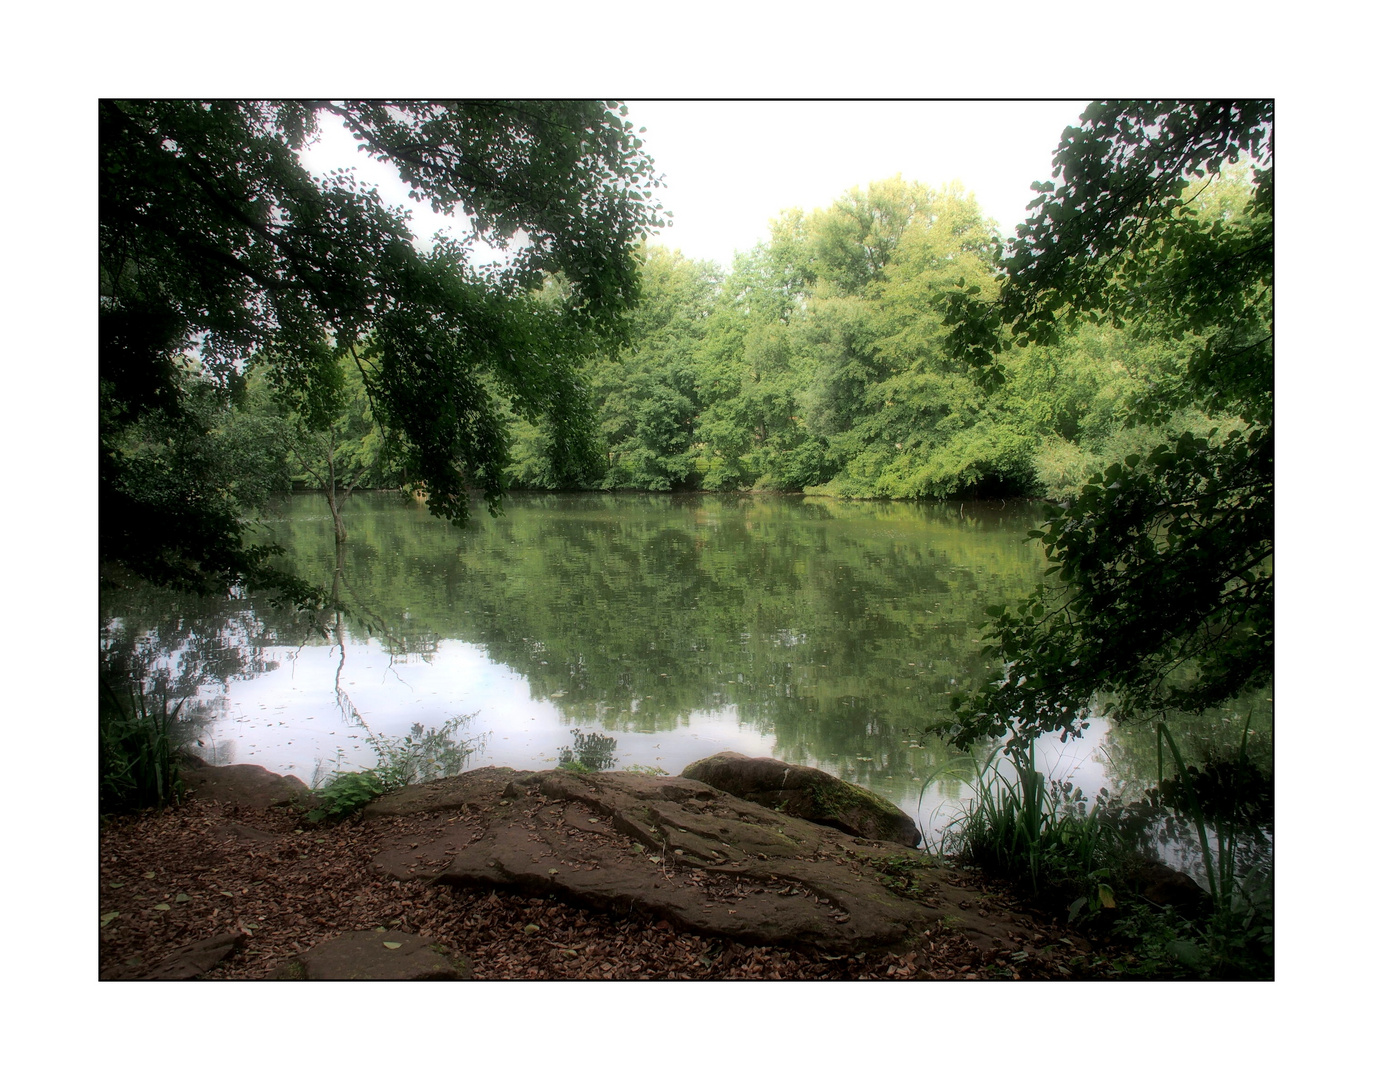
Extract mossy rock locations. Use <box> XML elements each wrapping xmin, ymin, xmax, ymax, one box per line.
<box><xmin>681</xmin><ymin>752</ymin><xmax>921</xmax><ymax>847</ymax></box>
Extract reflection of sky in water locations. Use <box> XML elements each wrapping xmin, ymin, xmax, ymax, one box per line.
<box><xmin>199</xmin><ymin>628</ymin><xmax>1115</xmax><ymax>848</ymax></box>
<box><xmin>199</xmin><ymin>635</ymin><xmax>776</xmax><ymax>786</ymax></box>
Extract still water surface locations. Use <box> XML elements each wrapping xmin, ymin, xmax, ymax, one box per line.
<box><xmin>100</xmin><ymin>492</ymin><xmax>1269</xmax><ymax>850</ymax></box>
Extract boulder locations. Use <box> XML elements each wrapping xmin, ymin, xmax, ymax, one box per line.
<box><xmin>415</xmin><ymin>768</ymin><xmax>935</xmax><ymax>950</ymax></box>
<box><xmin>181</xmin><ymin>763</ymin><xmax>315</xmax><ymax>809</ymax></box>
<box><xmin>1126</xmin><ymin>861</ymin><xmax>1209</xmax><ymax>914</ymax></box>
<box><xmin>269</xmin><ymin>930</ymin><xmax>470</xmax><ymax>980</ymax></box>
<box><xmin>681</xmin><ymin>752</ymin><xmax>921</xmax><ymax>848</ymax></box>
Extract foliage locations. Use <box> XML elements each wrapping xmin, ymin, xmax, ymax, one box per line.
<box><xmin>99</xmin><ymin>676</ymin><xmax>189</xmax><ymax>813</ymax></box>
<box><xmin>945</xmin><ymin>721</ymin><xmax>1272</xmax><ymax>978</ymax></box>
<box><xmin>101</xmin><ymin>99</ymin><xmax>666</xmax><ymax>598</ymax></box>
<box><xmin>308</xmin><ymin>716</ymin><xmax>481</xmax><ymax>821</ymax></box>
<box><xmin>941</xmin><ymin>742</ymin><xmax>1119</xmax><ymax>898</ymax></box>
<box><xmin>942</xmin><ymin>101</ymin><xmax>1273</xmax><ymax>746</ymax></box>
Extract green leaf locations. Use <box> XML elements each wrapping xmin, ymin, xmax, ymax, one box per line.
<box><xmin>101</xmin><ymin>911</ymin><xmax>120</xmax><ymax>927</ymax></box>
<box><xmin>383</xmin><ymin>941</ymin><xmax>403</xmax><ymax>950</ymax></box>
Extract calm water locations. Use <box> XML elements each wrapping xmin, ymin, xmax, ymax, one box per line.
<box><xmin>100</xmin><ymin>491</ymin><xmax>1271</xmax><ymax>855</ymax></box>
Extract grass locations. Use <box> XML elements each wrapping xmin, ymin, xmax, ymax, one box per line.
<box><xmin>556</xmin><ymin>728</ymin><xmax>618</xmax><ymax>772</ymax></box>
<box><xmin>943</xmin><ymin>740</ymin><xmax>1118</xmax><ymax>901</ymax></box>
<box><xmin>939</xmin><ymin>721</ymin><xmax>1273</xmax><ymax>979</ymax></box>
<box><xmin>99</xmin><ymin>677</ymin><xmax>189</xmax><ymax>814</ymax></box>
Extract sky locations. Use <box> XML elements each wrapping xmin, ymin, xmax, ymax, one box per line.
<box><xmin>299</xmin><ymin>100</ymin><xmax>1090</xmax><ymax>271</ymax></box>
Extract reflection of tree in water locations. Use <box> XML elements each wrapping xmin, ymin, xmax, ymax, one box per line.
<box><xmin>267</xmin><ymin>492</ymin><xmax>1048</xmax><ymax>746</ymax></box>
<box><xmin>557</xmin><ymin>729</ymin><xmax>618</xmax><ymax>771</ymax></box>
<box><xmin>100</xmin><ymin>578</ymin><xmax>321</xmax><ymax>744</ymax></box>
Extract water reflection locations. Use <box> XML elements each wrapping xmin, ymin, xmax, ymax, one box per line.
<box><xmin>100</xmin><ymin>491</ymin><xmax>1270</xmax><ymax>860</ymax></box>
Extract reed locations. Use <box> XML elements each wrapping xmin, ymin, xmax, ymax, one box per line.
<box><xmin>99</xmin><ymin>678</ymin><xmax>188</xmax><ymax>812</ymax></box>
<box><xmin>945</xmin><ymin>740</ymin><xmax>1116</xmax><ymax>897</ymax></box>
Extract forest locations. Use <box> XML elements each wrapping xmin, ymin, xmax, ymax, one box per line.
<box><xmin>99</xmin><ymin>99</ymin><xmax>1273</xmax><ymax>981</ymax></box>
<box><xmin>224</xmin><ymin>170</ymin><xmax>1257</xmax><ymax>508</ymax></box>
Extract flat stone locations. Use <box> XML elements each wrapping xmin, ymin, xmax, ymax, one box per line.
<box><xmin>371</xmin><ymin>825</ymin><xmax>477</xmax><ymax>881</ymax></box>
<box><xmin>412</xmin><ymin>770</ymin><xmax>936</xmax><ymax>950</ymax></box>
<box><xmin>269</xmin><ymin>930</ymin><xmax>470</xmax><ymax>980</ymax></box>
<box><xmin>363</xmin><ymin>767</ymin><xmax>532</xmax><ymax>818</ymax></box>
<box><xmin>143</xmin><ymin>932</ymin><xmax>246</xmax><ymax>980</ymax></box>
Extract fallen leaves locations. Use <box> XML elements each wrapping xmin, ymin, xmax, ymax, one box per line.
<box><xmin>98</xmin><ymin>792</ymin><xmax>1113</xmax><ymax>981</ymax></box>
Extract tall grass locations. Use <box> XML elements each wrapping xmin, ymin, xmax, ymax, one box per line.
<box><xmin>1153</xmin><ymin>714</ymin><xmax>1272</xmax><ymax>949</ymax></box>
<box><xmin>308</xmin><ymin>716</ymin><xmax>483</xmax><ymax>821</ymax></box>
<box><xmin>99</xmin><ymin>678</ymin><xmax>188</xmax><ymax>813</ymax></box>
<box><xmin>946</xmin><ymin>740</ymin><xmax>1116</xmax><ymax>897</ymax></box>
<box><xmin>943</xmin><ymin>718</ymin><xmax>1273</xmax><ymax>977</ymax></box>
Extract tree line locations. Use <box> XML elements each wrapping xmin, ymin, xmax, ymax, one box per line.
<box><xmin>222</xmin><ymin>169</ymin><xmax>1261</xmax><ymax>522</ymax></box>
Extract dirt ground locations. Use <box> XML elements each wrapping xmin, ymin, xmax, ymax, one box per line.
<box><xmin>98</xmin><ymin>787</ymin><xmax>1120</xmax><ymax>981</ymax></box>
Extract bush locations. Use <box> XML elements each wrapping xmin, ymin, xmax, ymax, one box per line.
<box><xmin>308</xmin><ymin>716</ymin><xmax>482</xmax><ymax>822</ymax></box>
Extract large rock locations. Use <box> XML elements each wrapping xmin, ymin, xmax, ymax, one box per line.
<box><xmin>269</xmin><ymin>930</ymin><xmax>470</xmax><ymax>980</ymax></box>
<box><xmin>181</xmin><ymin>763</ymin><xmax>315</xmax><ymax>809</ymax></box>
<box><xmin>373</xmin><ymin>768</ymin><xmax>940</xmax><ymax>950</ymax></box>
<box><xmin>359</xmin><ymin>765</ymin><xmax>1031</xmax><ymax>958</ymax></box>
<box><xmin>681</xmin><ymin>752</ymin><xmax>921</xmax><ymax>848</ymax></box>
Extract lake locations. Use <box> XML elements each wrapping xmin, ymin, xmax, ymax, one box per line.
<box><xmin>99</xmin><ymin>490</ymin><xmax>1272</xmax><ymax>858</ymax></box>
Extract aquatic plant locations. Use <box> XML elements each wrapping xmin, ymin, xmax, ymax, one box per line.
<box><xmin>943</xmin><ymin>740</ymin><xmax>1118</xmax><ymax>897</ymax></box>
<box><xmin>308</xmin><ymin>716</ymin><xmax>483</xmax><ymax>821</ymax></box>
<box><xmin>99</xmin><ymin>677</ymin><xmax>189</xmax><ymax>813</ymax></box>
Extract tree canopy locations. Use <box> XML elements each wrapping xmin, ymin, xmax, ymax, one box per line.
<box><xmin>100</xmin><ymin>99</ymin><xmax>665</xmax><ymax>598</ymax></box>
<box><xmin>939</xmin><ymin>100</ymin><xmax>1274</xmax><ymax>747</ymax></box>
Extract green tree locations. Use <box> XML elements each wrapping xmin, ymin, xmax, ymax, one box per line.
<box><xmin>941</xmin><ymin>100</ymin><xmax>1274</xmax><ymax>746</ymax></box>
<box><xmin>101</xmin><ymin>99</ymin><xmax>665</xmax><ymax>598</ymax></box>
<box><xmin>585</xmin><ymin>247</ymin><xmax>721</xmax><ymax>490</ymax></box>
<box><xmin>694</xmin><ymin>242</ymin><xmax>818</xmax><ymax>490</ymax></box>
<box><xmin>779</xmin><ymin>179</ymin><xmax>1017</xmax><ymax>499</ymax></box>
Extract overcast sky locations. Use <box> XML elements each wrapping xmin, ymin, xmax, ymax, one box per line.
<box><xmin>300</xmin><ymin>100</ymin><xmax>1090</xmax><ymax>270</ymax></box>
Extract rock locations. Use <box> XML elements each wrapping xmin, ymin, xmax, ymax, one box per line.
<box><xmin>681</xmin><ymin>752</ymin><xmax>921</xmax><ymax>848</ymax></box>
<box><xmin>363</xmin><ymin>766</ymin><xmax>532</xmax><ymax>818</ymax></box>
<box><xmin>143</xmin><ymin>932</ymin><xmax>246</xmax><ymax>979</ymax></box>
<box><xmin>181</xmin><ymin>763</ymin><xmax>315</xmax><ymax>809</ymax></box>
<box><xmin>408</xmin><ymin>769</ymin><xmax>937</xmax><ymax>950</ymax></box>
<box><xmin>1126</xmin><ymin>862</ymin><xmax>1209</xmax><ymax>914</ymax></box>
<box><xmin>269</xmin><ymin>930</ymin><xmax>470</xmax><ymax>980</ymax></box>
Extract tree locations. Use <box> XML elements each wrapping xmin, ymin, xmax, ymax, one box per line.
<box><xmin>939</xmin><ymin>100</ymin><xmax>1274</xmax><ymax>747</ymax></box>
<box><xmin>101</xmin><ymin>99</ymin><xmax>665</xmax><ymax>598</ymax></box>
<box><xmin>583</xmin><ymin>247</ymin><xmax>720</xmax><ymax>490</ymax></box>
